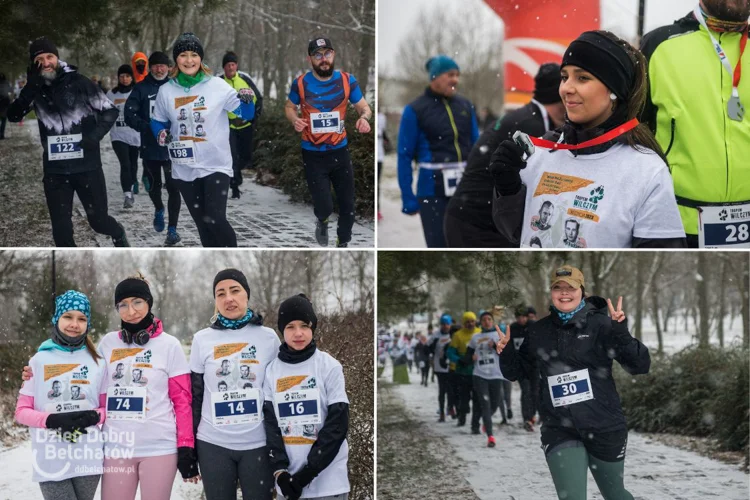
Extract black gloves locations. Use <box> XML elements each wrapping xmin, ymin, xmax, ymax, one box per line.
<box><xmin>610</xmin><ymin>317</ymin><xmax>633</xmax><ymax>346</ymax></box>
<box><xmin>46</xmin><ymin>410</ymin><xmax>100</xmax><ymax>441</ymax></box>
<box><xmin>177</xmin><ymin>446</ymin><xmax>200</xmax><ymax>479</ymax></box>
<box><xmin>237</xmin><ymin>88</ymin><xmax>254</xmax><ymax>104</ymax></box>
<box><xmin>277</xmin><ymin>471</ymin><xmax>303</xmax><ymax>500</ymax></box>
<box><xmin>292</xmin><ymin>465</ymin><xmax>317</xmax><ymax>490</ymax></box>
<box><xmin>490</xmin><ymin>139</ymin><xmax>527</xmax><ymax>196</ymax></box>
<box><xmin>25</xmin><ymin>63</ymin><xmax>44</xmax><ymax>93</ymax></box>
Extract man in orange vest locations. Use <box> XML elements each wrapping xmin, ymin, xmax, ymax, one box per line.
<box><xmin>285</xmin><ymin>37</ymin><xmax>372</xmax><ymax>247</ymax></box>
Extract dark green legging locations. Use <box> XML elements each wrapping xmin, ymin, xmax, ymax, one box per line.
<box><xmin>546</xmin><ymin>441</ymin><xmax>634</xmax><ymax>500</ymax></box>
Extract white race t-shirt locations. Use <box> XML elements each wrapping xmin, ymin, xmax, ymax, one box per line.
<box><xmin>106</xmin><ymin>89</ymin><xmax>141</xmax><ymax>146</ymax></box>
<box><xmin>519</xmin><ymin>143</ymin><xmax>685</xmax><ymax>248</ymax></box>
<box><xmin>97</xmin><ymin>331</ymin><xmax>190</xmax><ymax>458</ymax></box>
<box><xmin>20</xmin><ymin>347</ymin><xmax>106</xmax><ymax>482</ymax></box>
<box><xmin>189</xmin><ymin>324</ymin><xmax>281</xmax><ymax>451</ymax></box>
<box><xmin>152</xmin><ymin>76</ymin><xmax>241</xmax><ymax>182</ymax></box>
<box><xmin>264</xmin><ymin>350</ymin><xmax>350</xmax><ymax>499</ymax></box>
<box><xmin>431</xmin><ymin>332</ymin><xmax>451</xmax><ymax>374</ymax></box>
<box><xmin>468</xmin><ymin>331</ymin><xmax>505</xmax><ymax>380</ymax></box>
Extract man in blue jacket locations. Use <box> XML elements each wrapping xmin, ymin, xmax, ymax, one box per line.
<box><xmin>397</xmin><ymin>55</ymin><xmax>479</xmax><ymax>247</ymax></box>
<box><xmin>124</xmin><ymin>51</ymin><xmax>182</xmax><ymax>246</ymax></box>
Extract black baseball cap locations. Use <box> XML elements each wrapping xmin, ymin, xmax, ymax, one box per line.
<box><xmin>308</xmin><ymin>37</ymin><xmax>333</xmax><ymax>55</ymax></box>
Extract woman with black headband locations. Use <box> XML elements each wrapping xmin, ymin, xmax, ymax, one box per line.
<box><xmin>490</xmin><ymin>30</ymin><xmax>687</xmax><ymax>249</ymax></box>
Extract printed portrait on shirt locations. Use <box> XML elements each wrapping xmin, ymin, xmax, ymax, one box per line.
<box><xmin>178</xmin><ymin>108</ymin><xmax>188</xmax><ymax>121</ymax></box>
<box><xmin>47</xmin><ymin>379</ymin><xmax>63</xmax><ymax>399</ymax></box>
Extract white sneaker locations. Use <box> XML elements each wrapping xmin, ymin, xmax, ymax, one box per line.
<box><xmin>123</xmin><ymin>192</ymin><xmax>134</xmax><ymax>209</ymax></box>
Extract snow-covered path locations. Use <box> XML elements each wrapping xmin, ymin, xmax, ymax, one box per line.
<box><xmin>21</xmin><ymin>120</ymin><xmax>374</xmax><ymax>247</ymax></box>
<box><xmin>0</xmin><ymin>440</ymin><xmax>204</xmax><ymax>500</ymax></box>
<box><xmin>379</xmin><ymin>360</ymin><xmax>749</xmax><ymax>500</ymax></box>
<box><xmin>377</xmin><ymin>154</ymin><xmax>426</xmax><ymax>248</ymax></box>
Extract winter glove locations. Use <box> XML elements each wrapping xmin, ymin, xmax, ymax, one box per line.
<box><xmin>237</xmin><ymin>88</ymin><xmax>255</xmax><ymax>104</ymax></box>
<box><xmin>402</xmin><ymin>197</ymin><xmax>419</xmax><ymax>215</ymax></box>
<box><xmin>157</xmin><ymin>128</ymin><xmax>173</xmax><ymax>147</ymax></box>
<box><xmin>74</xmin><ymin>410</ymin><xmax>101</xmax><ymax>429</ymax></box>
<box><xmin>609</xmin><ymin>317</ymin><xmax>633</xmax><ymax>346</ymax></box>
<box><xmin>177</xmin><ymin>446</ymin><xmax>200</xmax><ymax>479</ymax></box>
<box><xmin>490</xmin><ymin>139</ymin><xmax>527</xmax><ymax>196</ymax></box>
<box><xmin>46</xmin><ymin>411</ymin><xmax>93</xmax><ymax>441</ymax></box>
<box><xmin>25</xmin><ymin>63</ymin><xmax>44</xmax><ymax>93</ymax></box>
<box><xmin>276</xmin><ymin>471</ymin><xmax>303</xmax><ymax>500</ymax></box>
<box><xmin>292</xmin><ymin>465</ymin><xmax>317</xmax><ymax>490</ymax></box>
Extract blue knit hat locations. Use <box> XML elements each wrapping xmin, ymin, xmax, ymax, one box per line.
<box><xmin>439</xmin><ymin>313</ymin><xmax>453</xmax><ymax>325</ymax></box>
<box><xmin>51</xmin><ymin>290</ymin><xmax>91</xmax><ymax>329</ymax></box>
<box><xmin>426</xmin><ymin>55</ymin><xmax>459</xmax><ymax>81</ymax></box>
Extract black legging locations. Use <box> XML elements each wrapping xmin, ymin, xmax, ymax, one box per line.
<box><xmin>457</xmin><ymin>373</ymin><xmax>481</xmax><ymax>428</ymax></box>
<box><xmin>143</xmin><ymin>160</ymin><xmax>181</xmax><ymax>228</ymax></box>
<box><xmin>301</xmin><ymin>147</ymin><xmax>355</xmax><ymax>244</ymax></box>
<box><xmin>229</xmin><ymin>125</ymin><xmax>255</xmax><ymax>188</ymax></box>
<box><xmin>112</xmin><ymin>140</ymin><xmax>139</xmax><ymax>192</ymax></box>
<box><xmin>436</xmin><ymin>372</ymin><xmax>451</xmax><ymax>415</ymax></box>
<box><xmin>520</xmin><ymin>376</ymin><xmax>540</xmax><ymax>422</ymax></box>
<box><xmin>174</xmin><ymin>172</ymin><xmax>236</xmax><ymax>247</ymax></box>
<box><xmin>43</xmin><ymin>169</ymin><xmax>123</xmax><ymax>246</ymax></box>
<box><xmin>420</xmin><ymin>364</ymin><xmax>429</xmax><ymax>385</ymax></box>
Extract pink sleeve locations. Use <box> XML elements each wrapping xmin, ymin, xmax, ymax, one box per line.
<box><xmin>98</xmin><ymin>393</ymin><xmax>107</xmax><ymax>424</ymax></box>
<box><xmin>168</xmin><ymin>373</ymin><xmax>194</xmax><ymax>448</ymax></box>
<box><xmin>15</xmin><ymin>394</ymin><xmax>50</xmax><ymax>429</ymax></box>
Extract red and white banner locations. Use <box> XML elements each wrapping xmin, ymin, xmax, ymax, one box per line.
<box><xmin>484</xmin><ymin>0</ymin><xmax>601</xmax><ymax>106</ymax></box>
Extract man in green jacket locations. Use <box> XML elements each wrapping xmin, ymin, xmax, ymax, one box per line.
<box><xmin>641</xmin><ymin>0</ymin><xmax>750</xmax><ymax>248</ymax></box>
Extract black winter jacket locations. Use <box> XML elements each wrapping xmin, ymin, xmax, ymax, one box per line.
<box><xmin>7</xmin><ymin>62</ymin><xmax>118</xmax><ymax>174</ymax></box>
<box><xmin>499</xmin><ymin>296</ymin><xmax>650</xmax><ymax>433</ymax></box>
<box><xmin>124</xmin><ymin>73</ymin><xmax>170</xmax><ymax>161</ymax></box>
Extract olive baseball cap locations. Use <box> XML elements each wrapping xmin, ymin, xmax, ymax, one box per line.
<box><xmin>550</xmin><ymin>265</ymin><xmax>585</xmax><ymax>289</ymax></box>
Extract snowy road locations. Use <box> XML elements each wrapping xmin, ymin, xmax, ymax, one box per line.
<box><xmin>16</xmin><ymin>120</ymin><xmax>374</xmax><ymax>247</ymax></box>
<box><xmin>0</xmin><ymin>440</ymin><xmax>204</xmax><ymax>500</ymax></box>
<box><xmin>377</xmin><ymin>154</ymin><xmax>426</xmax><ymax>248</ymax></box>
<box><xmin>378</xmin><ymin>360</ymin><xmax>749</xmax><ymax>500</ymax></box>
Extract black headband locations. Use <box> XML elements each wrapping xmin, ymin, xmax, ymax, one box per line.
<box><xmin>561</xmin><ymin>31</ymin><xmax>635</xmax><ymax>101</ymax></box>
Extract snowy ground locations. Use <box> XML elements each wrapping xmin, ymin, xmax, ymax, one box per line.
<box><xmin>1</xmin><ymin>120</ymin><xmax>374</xmax><ymax>247</ymax></box>
<box><xmin>0</xmin><ymin>439</ymin><xmax>205</xmax><ymax>500</ymax></box>
<box><xmin>377</xmin><ymin>359</ymin><xmax>749</xmax><ymax>500</ymax></box>
<box><xmin>377</xmin><ymin>154</ymin><xmax>426</xmax><ymax>248</ymax></box>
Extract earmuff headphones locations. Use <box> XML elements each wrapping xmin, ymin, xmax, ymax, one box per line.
<box><xmin>121</xmin><ymin>329</ymin><xmax>150</xmax><ymax>346</ymax></box>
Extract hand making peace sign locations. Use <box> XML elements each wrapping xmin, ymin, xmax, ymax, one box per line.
<box><xmin>607</xmin><ymin>296</ymin><xmax>626</xmax><ymax>323</ymax></box>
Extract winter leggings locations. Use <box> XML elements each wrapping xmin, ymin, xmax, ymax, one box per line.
<box><xmin>100</xmin><ymin>454</ymin><xmax>177</xmax><ymax>500</ymax></box>
<box><xmin>435</xmin><ymin>372</ymin><xmax>450</xmax><ymax>415</ymax></box>
<box><xmin>43</xmin><ymin>170</ymin><xmax>123</xmax><ymax>247</ymax></box>
<box><xmin>143</xmin><ymin>160</ymin><xmax>181</xmax><ymax>227</ymax></box>
<box><xmin>499</xmin><ymin>379</ymin><xmax>512</xmax><ymax>417</ymax></box>
<box><xmin>174</xmin><ymin>172</ymin><xmax>237</xmax><ymax>247</ymax></box>
<box><xmin>456</xmin><ymin>373</ymin><xmax>480</xmax><ymax>427</ymax></box>
<box><xmin>112</xmin><ymin>140</ymin><xmax>139</xmax><ymax>193</ymax></box>
<box><xmin>301</xmin><ymin>147</ymin><xmax>355</xmax><ymax>244</ymax></box>
<box><xmin>196</xmin><ymin>440</ymin><xmax>273</xmax><ymax>500</ymax></box>
<box><xmin>420</xmin><ymin>365</ymin><xmax>429</xmax><ymax>385</ymax></box>
<box><xmin>473</xmin><ymin>376</ymin><xmax>502</xmax><ymax>437</ymax></box>
<box><xmin>546</xmin><ymin>443</ymin><xmax>633</xmax><ymax>500</ymax></box>
<box><xmin>520</xmin><ymin>377</ymin><xmax>539</xmax><ymax>422</ymax></box>
<box><xmin>39</xmin><ymin>474</ymin><xmax>100</xmax><ymax>500</ymax></box>
<box><xmin>229</xmin><ymin>125</ymin><xmax>255</xmax><ymax>188</ymax></box>
<box><xmin>417</xmin><ymin>196</ymin><xmax>449</xmax><ymax>248</ymax></box>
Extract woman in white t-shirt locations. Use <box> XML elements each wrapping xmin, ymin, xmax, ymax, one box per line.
<box><xmin>189</xmin><ymin>268</ymin><xmax>280</xmax><ymax>500</ymax></box>
<box><xmin>15</xmin><ymin>290</ymin><xmax>105</xmax><ymax>500</ymax></box>
<box><xmin>151</xmin><ymin>33</ymin><xmax>256</xmax><ymax>247</ymax></box>
<box><xmin>491</xmin><ymin>30</ymin><xmax>686</xmax><ymax>249</ymax></box>
<box><xmin>23</xmin><ymin>275</ymin><xmax>198</xmax><ymax>500</ymax></box>
<box><xmin>263</xmin><ymin>294</ymin><xmax>350</xmax><ymax>500</ymax></box>
<box><xmin>106</xmin><ymin>64</ymin><xmax>141</xmax><ymax>209</ymax></box>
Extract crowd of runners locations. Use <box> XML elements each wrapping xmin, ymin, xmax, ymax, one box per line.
<box><xmin>5</xmin><ymin>32</ymin><xmax>372</xmax><ymax>247</ymax></box>
<box><xmin>379</xmin><ymin>265</ymin><xmax>651</xmax><ymax>500</ymax></box>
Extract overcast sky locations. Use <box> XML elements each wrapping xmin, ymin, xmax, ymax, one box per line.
<box><xmin>378</xmin><ymin>0</ymin><xmax>698</xmax><ymax>73</ymax></box>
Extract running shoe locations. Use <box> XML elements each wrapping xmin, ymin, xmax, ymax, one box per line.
<box><xmin>142</xmin><ymin>175</ymin><xmax>152</xmax><ymax>193</ymax></box>
<box><xmin>378</xmin><ymin>211</ymin><xmax>383</xmax><ymax>221</ymax></box>
<box><xmin>165</xmin><ymin>227</ymin><xmax>181</xmax><ymax>246</ymax></box>
<box><xmin>123</xmin><ymin>193</ymin><xmax>134</xmax><ymax>209</ymax></box>
<box><xmin>524</xmin><ymin>420</ymin><xmax>534</xmax><ymax>432</ymax></box>
<box><xmin>507</xmin><ymin>409</ymin><xmax>513</xmax><ymax>420</ymax></box>
<box><xmin>487</xmin><ymin>436</ymin><xmax>496</xmax><ymax>448</ymax></box>
<box><xmin>231</xmin><ymin>186</ymin><xmax>241</xmax><ymax>199</ymax></box>
<box><xmin>153</xmin><ymin>209</ymin><xmax>165</xmax><ymax>232</ymax></box>
<box><xmin>315</xmin><ymin>219</ymin><xmax>329</xmax><ymax>246</ymax></box>
<box><xmin>132</xmin><ymin>182</ymin><xmax>139</xmax><ymax>195</ymax></box>
<box><xmin>112</xmin><ymin>224</ymin><xmax>130</xmax><ymax>247</ymax></box>
<box><xmin>471</xmin><ymin>428</ymin><xmax>480</xmax><ymax>435</ymax></box>
<box><xmin>336</xmin><ymin>237</ymin><xmax>350</xmax><ymax>248</ymax></box>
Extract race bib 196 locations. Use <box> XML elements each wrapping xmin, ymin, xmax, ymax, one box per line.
<box><xmin>106</xmin><ymin>386</ymin><xmax>146</xmax><ymax>421</ymax></box>
<box><xmin>48</xmin><ymin>134</ymin><xmax>84</xmax><ymax>161</ymax></box>
<box><xmin>699</xmin><ymin>204</ymin><xmax>750</xmax><ymax>248</ymax></box>
<box><xmin>547</xmin><ymin>369</ymin><xmax>594</xmax><ymax>407</ymax></box>
<box><xmin>310</xmin><ymin>111</ymin><xmax>341</xmax><ymax>134</ymax></box>
<box><xmin>442</xmin><ymin>167</ymin><xmax>464</xmax><ymax>197</ymax></box>
<box><xmin>274</xmin><ymin>387</ymin><xmax>322</xmax><ymax>427</ymax></box>
<box><xmin>211</xmin><ymin>389</ymin><xmax>261</xmax><ymax>426</ymax></box>
<box><xmin>168</xmin><ymin>140</ymin><xmax>196</xmax><ymax>165</ymax></box>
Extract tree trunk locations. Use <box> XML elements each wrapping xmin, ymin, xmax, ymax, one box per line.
<box><xmin>743</xmin><ymin>253</ymin><xmax>750</xmax><ymax>348</ymax></box>
<box><xmin>697</xmin><ymin>253</ymin><xmax>710</xmax><ymax>347</ymax></box>
<box><xmin>651</xmin><ymin>281</ymin><xmax>663</xmax><ymax>354</ymax></box>
<box><xmin>718</xmin><ymin>258</ymin><xmax>727</xmax><ymax>348</ymax></box>
<box><xmin>634</xmin><ymin>253</ymin><xmax>644</xmax><ymax>340</ymax></box>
